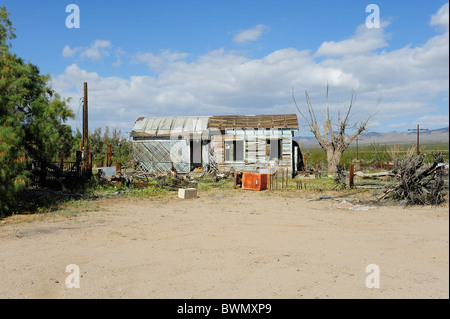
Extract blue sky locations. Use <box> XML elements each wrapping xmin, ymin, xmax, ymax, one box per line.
<box><xmin>2</xmin><ymin>0</ymin><xmax>449</xmax><ymax>137</ymax></box>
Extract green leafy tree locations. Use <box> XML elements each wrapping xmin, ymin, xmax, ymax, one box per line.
<box><xmin>1</xmin><ymin>6</ymin><xmax>24</xmax><ymax>216</ymax></box>
<box><xmin>108</xmin><ymin>127</ymin><xmax>130</xmax><ymax>165</ymax></box>
<box><xmin>87</xmin><ymin>126</ymin><xmax>130</xmax><ymax>167</ymax></box>
<box><xmin>68</xmin><ymin>127</ymin><xmax>130</xmax><ymax>168</ymax></box>
<box><xmin>70</xmin><ymin>128</ymin><xmax>82</xmax><ymax>159</ymax></box>
<box><xmin>1</xmin><ymin>6</ymin><xmax>74</xmax><ymax>216</ymax></box>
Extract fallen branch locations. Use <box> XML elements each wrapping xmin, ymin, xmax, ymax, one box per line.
<box><xmin>355</xmin><ymin>171</ymin><xmax>395</xmax><ymax>178</ymax></box>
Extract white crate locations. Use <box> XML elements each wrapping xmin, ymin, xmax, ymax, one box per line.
<box><xmin>178</xmin><ymin>188</ymin><xmax>198</xmax><ymax>199</ymax></box>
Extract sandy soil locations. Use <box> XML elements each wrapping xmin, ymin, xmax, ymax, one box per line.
<box><xmin>0</xmin><ymin>189</ymin><xmax>448</xmax><ymax>299</ymax></box>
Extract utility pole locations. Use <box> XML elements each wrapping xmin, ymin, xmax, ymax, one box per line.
<box><xmin>356</xmin><ymin>136</ymin><xmax>363</xmax><ymax>158</ymax></box>
<box><xmin>408</xmin><ymin>124</ymin><xmax>428</xmax><ymax>155</ymax></box>
<box><xmin>83</xmin><ymin>82</ymin><xmax>90</xmax><ymax>176</ymax></box>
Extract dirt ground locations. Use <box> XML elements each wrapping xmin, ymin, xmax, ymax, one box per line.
<box><xmin>0</xmin><ymin>188</ymin><xmax>448</xmax><ymax>299</ymax></box>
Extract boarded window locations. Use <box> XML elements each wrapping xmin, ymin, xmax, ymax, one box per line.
<box><xmin>225</xmin><ymin>140</ymin><xmax>244</xmax><ymax>162</ymax></box>
<box><xmin>266</xmin><ymin>139</ymin><xmax>282</xmax><ymax>160</ymax></box>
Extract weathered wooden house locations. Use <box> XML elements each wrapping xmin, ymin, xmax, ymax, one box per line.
<box><xmin>130</xmin><ymin>114</ymin><xmax>304</xmax><ymax>175</ymax></box>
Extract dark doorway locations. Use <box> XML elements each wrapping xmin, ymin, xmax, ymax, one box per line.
<box><xmin>292</xmin><ymin>140</ymin><xmax>305</xmax><ymax>172</ymax></box>
<box><xmin>190</xmin><ymin>139</ymin><xmax>202</xmax><ymax>169</ymax></box>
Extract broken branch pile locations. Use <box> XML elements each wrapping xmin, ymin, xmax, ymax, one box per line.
<box><xmin>379</xmin><ymin>153</ymin><xmax>447</xmax><ymax>205</ymax></box>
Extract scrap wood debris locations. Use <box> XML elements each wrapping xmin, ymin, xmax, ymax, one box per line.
<box><xmin>378</xmin><ymin>153</ymin><xmax>447</xmax><ymax>205</ymax></box>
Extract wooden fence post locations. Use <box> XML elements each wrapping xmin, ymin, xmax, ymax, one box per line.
<box><xmin>286</xmin><ymin>168</ymin><xmax>289</xmax><ymax>189</ymax></box>
<box><xmin>349</xmin><ymin>164</ymin><xmax>355</xmax><ymax>188</ymax></box>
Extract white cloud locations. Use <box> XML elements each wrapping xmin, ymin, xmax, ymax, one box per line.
<box><xmin>315</xmin><ymin>22</ymin><xmax>390</xmax><ymax>57</ymax></box>
<box><xmin>113</xmin><ymin>47</ymin><xmax>126</xmax><ymax>67</ymax></box>
<box><xmin>52</xmin><ymin>64</ymin><xmax>159</xmax><ymax>130</ymax></box>
<box><xmin>233</xmin><ymin>24</ymin><xmax>268</xmax><ymax>43</ymax></box>
<box><xmin>62</xmin><ymin>45</ymin><xmax>77</xmax><ymax>57</ymax></box>
<box><xmin>415</xmin><ymin>115</ymin><xmax>450</xmax><ymax>127</ymax></box>
<box><xmin>62</xmin><ymin>40</ymin><xmax>113</xmax><ymax>62</ymax></box>
<box><xmin>53</xmin><ymin>5</ymin><xmax>449</xmax><ymax>133</ymax></box>
<box><xmin>133</xmin><ymin>49</ymin><xmax>189</xmax><ymax>70</ymax></box>
<box><xmin>80</xmin><ymin>40</ymin><xmax>112</xmax><ymax>61</ymax></box>
<box><xmin>431</xmin><ymin>2</ymin><xmax>449</xmax><ymax>31</ymax></box>
<box><xmin>388</xmin><ymin>122</ymin><xmax>409</xmax><ymax>129</ymax></box>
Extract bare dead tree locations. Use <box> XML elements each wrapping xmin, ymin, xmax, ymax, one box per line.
<box><xmin>292</xmin><ymin>83</ymin><xmax>378</xmax><ymax>173</ymax></box>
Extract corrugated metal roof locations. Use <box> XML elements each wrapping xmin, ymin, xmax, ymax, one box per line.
<box><xmin>131</xmin><ymin>116</ymin><xmax>211</xmax><ymax>138</ymax></box>
<box><xmin>131</xmin><ymin>114</ymin><xmax>299</xmax><ymax>137</ymax></box>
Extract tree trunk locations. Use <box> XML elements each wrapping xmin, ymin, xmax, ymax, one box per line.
<box><xmin>326</xmin><ymin>148</ymin><xmax>344</xmax><ymax>173</ymax></box>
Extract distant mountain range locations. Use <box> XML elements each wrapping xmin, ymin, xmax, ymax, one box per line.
<box><xmin>295</xmin><ymin>127</ymin><xmax>449</xmax><ymax>146</ymax></box>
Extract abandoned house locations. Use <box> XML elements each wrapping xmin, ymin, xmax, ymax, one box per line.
<box><xmin>130</xmin><ymin>114</ymin><xmax>304</xmax><ymax>175</ymax></box>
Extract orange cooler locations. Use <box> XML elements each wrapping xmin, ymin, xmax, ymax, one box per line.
<box><xmin>242</xmin><ymin>172</ymin><xmax>268</xmax><ymax>191</ymax></box>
